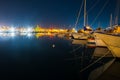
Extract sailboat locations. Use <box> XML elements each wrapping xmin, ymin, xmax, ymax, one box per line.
<box><xmin>72</xmin><ymin>0</ymin><xmax>90</xmax><ymax>39</ymax></box>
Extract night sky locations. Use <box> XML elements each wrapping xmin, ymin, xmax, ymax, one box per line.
<box><xmin>0</xmin><ymin>0</ymin><xmax>119</xmax><ymax>29</ymax></box>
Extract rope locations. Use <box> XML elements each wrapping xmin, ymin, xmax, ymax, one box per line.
<box><xmin>74</xmin><ymin>0</ymin><xmax>100</xmax><ymax>27</ymax></box>
<box><xmin>87</xmin><ymin>0</ymin><xmax>100</xmax><ymax>14</ymax></box>
<box><xmin>90</xmin><ymin>0</ymin><xmax>109</xmax><ymax>26</ymax></box>
<box><xmin>74</xmin><ymin>0</ymin><xmax>84</xmax><ymax>29</ymax></box>
<box><xmin>80</xmin><ymin>50</ymin><xmax>111</xmax><ymax>72</ymax></box>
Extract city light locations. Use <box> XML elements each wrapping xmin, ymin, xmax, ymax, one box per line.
<box><xmin>0</xmin><ymin>26</ymin><xmax>68</xmax><ymax>33</ymax></box>
<box><xmin>27</xmin><ymin>28</ymin><xmax>33</xmax><ymax>33</ymax></box>
<box><xmin>10</xmin><ymin>27</ymin><xmax>15</xmax><ymax>32</ymax></box>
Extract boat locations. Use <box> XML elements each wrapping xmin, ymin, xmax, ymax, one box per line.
<box><xmin>87</xmin><ymin>36</ymin><xmax>96</xmax><ymax>48</ymax></box>
<box><xmin>72</xmin><ymin>39</ymin><xmax>87</xmax><ymax>45</ymax></box>
<box><xmin>72</xmin><ymin>33</ymin><xmax>84</xmax><ymax>39</ymax></box>
<box><xmin>65</xmin><ymin>32</ymin><xmax>72</xmax><ymax>37</ymax></box>
<box><xmin>80</xmin><ymin>34</ymin><xmax>89</xmax><ymax>40</ymax></box>
<box><xmin>57</xmin><ymin>33</ymin><xmax>65</xmax><ymax>38</ymax></box>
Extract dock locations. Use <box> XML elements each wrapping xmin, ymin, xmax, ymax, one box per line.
<box><xmin>94</xmin><ymin>33</ymin><xmax>120</xmax><ymax>58</ymax></box>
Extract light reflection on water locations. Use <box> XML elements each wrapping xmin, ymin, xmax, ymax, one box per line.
<box><xmin>0</xmin><ymin>33</ymin><xmax>57</xmax><ymax>39</ymax></box>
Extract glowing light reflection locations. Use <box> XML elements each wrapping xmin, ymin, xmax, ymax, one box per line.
<box><xmin>10</xmin><ymin>33</ymin><xmax>15</xmax><ymax>37</ymax></box>
<box><xmin>27</xmin><ymin>33</ymin><xmax>32</xmax><ymax>36</ymax></box>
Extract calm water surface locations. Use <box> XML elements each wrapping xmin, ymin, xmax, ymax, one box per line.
<box><xmin>0</xmin><ymin>33</ymin><xmax>112</xmax><ymax>80</ymax></box>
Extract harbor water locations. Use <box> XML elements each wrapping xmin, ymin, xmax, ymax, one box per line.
<box><xmin>0</xmin><ymin>33</ymin><xmax>114</xmax><ymax>80</ymax></box>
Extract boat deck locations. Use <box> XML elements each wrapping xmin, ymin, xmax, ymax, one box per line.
<box><xmin>95</xmin><ymin>37</ymin><xmax>107</xmax><ymax>47</ymax></box>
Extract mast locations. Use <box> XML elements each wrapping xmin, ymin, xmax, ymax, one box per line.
<box><xmin>87</xmin><ymin>14</ymin><xmax>88</xmax><ymax>26</ymax></box>
<box><xmin>98</xmin><ymin>22</ymin><xmax>101</xmax><ymax>27</ymax></box>
<box><xmin>114</xmin><ymin>0</ymin><xmax>120</xmax><ymax>25</ymax></box>
<box><xmin>84</xmin><ymin>0</ymin><xmax>87</xmax><ymax>27</ymax></box>
<box><xmin>115</xmin><ymin>16</ymin><xmax>118</xmax><ymax>25</ymax></box>
<box><xmin>110</xmin><ymin>14</ymin><xmax>112</xmax><ymax>27</ymax></box>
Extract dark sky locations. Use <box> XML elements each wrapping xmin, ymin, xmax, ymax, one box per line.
<box><xmin>0</xmin><ymin>0</ymin><xmax>119</xmax><ymax>29</ymax></box>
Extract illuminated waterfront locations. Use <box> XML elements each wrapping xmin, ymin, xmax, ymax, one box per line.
<box><xmin>0</xmin><ymin>25</ymin><xmax>69</xmax><ymax>33</ymax></box>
